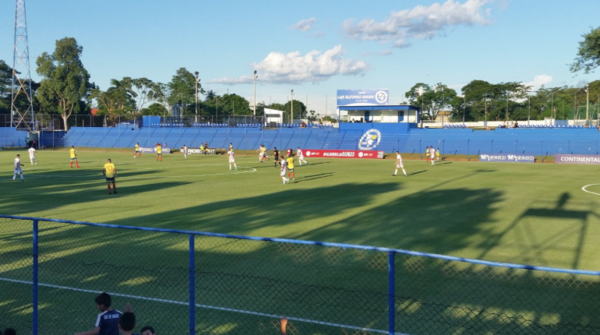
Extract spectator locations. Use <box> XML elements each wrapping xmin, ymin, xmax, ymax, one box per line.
<box><xmin>514</xmin><ymin>121</ymin><xmax>519</xmax><ymax>128</ymax></box>
<box><xmin>118</xmin><ymin>312</ymin><xmax>138</xmax><ymax>335</ymax></box>
<box><xmin>75</xmin><ymin>292</ymin><xmax>122</xmax><ymax>335</ymax></box>
<box><xmin>140</xmin><ymin>326</ymin><xmax>156</xmax><ymax>335</ymax></box>
<box><xmin>5</xmin><ymin>328</ymin><xmax>16</xmax><ymax>335</ymax></box>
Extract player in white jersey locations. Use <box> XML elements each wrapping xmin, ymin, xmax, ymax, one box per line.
<box><xmin>13</xmin><ymin>154</ymin><xmax>24</xmax><ymax>182</ymax></box>
<box><xmin>393</xmin><ymin>151</ymin><xmax>407</xmax><ymax>177</ymax></box>
<box><xmin>228</xmin><ymin>149</ymin><xmax>237</xmax><ymax>170</ymax></box>
<box><xmin>28</xmin><ymin>147</ymin><xmax>37</xmax><ymax>166</ymax></box>
<box><xmin>430</xmin><ymin>146</ymin><xmax>435</xmax><ymax>166</ymax></box>
<box><xmin>182</xmin><ymin>145</ymin><xmax>188</xmax><ymax>159</ymax></box>
<box><xmin>297</xmin><ymin>147</ymin><xmax>308</xmax><ymax>166</ymax></box>
<box><xmin>280</xmin><ymin>156</ymin><xmax>289</xmax><ymax>184</ymax></box>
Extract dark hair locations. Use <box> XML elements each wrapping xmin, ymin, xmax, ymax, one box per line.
<box><xmin>140</xmin><ymin>326</ymin><xmax>155</xmax><ymax>334</ymax></box>
<box><xmin>4</xmin><ymin>328</ymin><xmax>16</xmax><ymax>335</ymax></box>
<box><xmin>94</xmin><ymin>292</ymin><xmax>111</xmax><ymax>307</ymax></box>
<box><xmin>108</xmin><ymin>159</ymin><xmax>112</xmax><ymax>162</ymax></box>
<box><xmin>119</xmin><ymin>312</ymin><xmax>136</xmax><ymax>331</ymax></box>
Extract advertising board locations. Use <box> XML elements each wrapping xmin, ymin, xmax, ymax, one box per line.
<box><xmin>304</xmin><ymin>149</ymin><xmax>383</xmax><ymax>159</ymax></box>
<box><xmin>337</xmin><ymin>89</ymin><xmax>389</xmax><ymax>105</ymax></box>
<box><xmin>555</xmin><ymin>154</ymin><xmax>600</xmax><ymax>165</ymax></box>
<box><xmin>479</xmin><ymin>153</ymin><xmax>534</xmax><ymax>163</ymax></box>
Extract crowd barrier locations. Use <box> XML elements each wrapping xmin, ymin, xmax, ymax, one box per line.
<box><xmin>1</xmin><ymin>215</ymin><xmax>600</xmax><ymax>335</ymax></box>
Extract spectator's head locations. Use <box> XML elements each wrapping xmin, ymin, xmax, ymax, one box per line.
<box><xmin>94</xmin><ymin>292</ymin><xmax>111</xmax><ymax>311</ymax></box>
<box><xmin>119</xmin><ymin>312</ymin><xmax>136</xmax><ymax>332</ymax></box>
<box><xmin>140</xmin><ymin>326</ymin><xmax>156</xmax><ymax>335</ymax></box>
<box><xmin>4</xmin><ymin>328</ymin><xmax>16</xmax><ymax>335</ymax></box>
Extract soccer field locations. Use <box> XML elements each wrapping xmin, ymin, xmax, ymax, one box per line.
<box><xmin>2</xmin><ymin>149</ymin><xmax>600</xmax><ymax>334</ymax></box>
<box><xmin>2</xmin><ymin>149</ymin><xmax>600</xmax><ymax>269</ymax></box>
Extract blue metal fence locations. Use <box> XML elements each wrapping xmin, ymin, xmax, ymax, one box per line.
<box><xmin>1</xmin><ymin>214</ymin><xmax>600</xmax><ymax>335</ymax></box>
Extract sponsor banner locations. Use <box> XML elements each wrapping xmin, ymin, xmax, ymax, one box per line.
<box><xmin>337</xmin><ymin>89</ymin><xmax>389</xmax><ymax>105</ymax></box>
<box><xmin>555</xmin><ymin>154</ymin><xmax>600</xmax><ymax>165</ymax></box>
<box><xmin>186</xmin><ymin>148</ymin><xmax>216</xmax><ymax>155</ymax></box>
<box><xmin>479</xmin><ymin>153</ymin><xmax>534</xmax><ymax>163</ymax></box>
<box><xmin>140</xmin><ymin>147</ymin><xmax>171</xmax><ymax>154</ymax></box>
<box><xmin>304</xmin><ymin>149</ymin><xmax>383</xmax><ymax>159</ymax></box>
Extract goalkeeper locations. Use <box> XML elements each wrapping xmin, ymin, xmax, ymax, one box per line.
<box><xmin>103</xmin><ymin>158</ymin><xmax>118</xmax><ymax>195</ymax></box>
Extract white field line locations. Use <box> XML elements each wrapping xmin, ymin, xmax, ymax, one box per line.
<box><xmin>582</xmin><ymin>184</ymin><xmax>600</xmax><ymax>196</ymax></box>
<box><xmin>0</xmin><ymin>276</ymin><xmax>410</xmax><ymax>335</ymax></box>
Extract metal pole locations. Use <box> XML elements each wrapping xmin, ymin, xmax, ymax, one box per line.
<box><xmin>253</xmin><ymin>70</ymin><xmax>257</xmax><ymax>116</ymax></box>
<box><xmin>188</xmin><ymin>234</ymin><xmax>196</xmax><ymax>335</ymax></box>
<box><xmin>291</xmin><ymin>89</ymin><xmax>294</xmax><ymax>125</ymax></box>
<box><xmin>528</xmin><ymin>95</ymin><xmax>531</xmax><ymax>126</ymax></box>
<box><xmin>33</xmin><ymin>219</ymin><xmax>39</xmax><ymax>335</ymax></box>
<box><xmin>194</xmin><ymin>72</ymin><xmax>199</xmax><ymax>124</ymax></box>
<box><xmin>586</xmin><ymin>84</ymin><xmax>590</xmax><ymax>125</ymax></box>
<box><xmin>388</xmin><ymin>252</ymin><xmax>396</xmax><ymax>335</ymax></box>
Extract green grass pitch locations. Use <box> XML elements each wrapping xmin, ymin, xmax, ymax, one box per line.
<box><xmin>1</xmin><ymin>149</ymin><xmax>600</xmax><ymax>334</ymax></box>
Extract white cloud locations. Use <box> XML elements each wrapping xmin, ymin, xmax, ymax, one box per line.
<box><xmin>313</xmin><ymin>31</ymin><xmax>326</xmax><ymax>37</ymax></box>
<box><xmin>209</xmin><ymin>45</ymin><xmax>368</xmax><ymax>85</ymax></box>
<box><xmin>290</xmin><ymin>18</ymin><xmax>317</xmax><ymax>32</ymax></box>
<box><xmin>525</xmin><ymin>74</ymin><xmax>553</xmax><ymax>91</ymax></box>
<box><xmin>343</xmin><ymin>0</ymin><xmax>493</xmax><ymax>48</ymax></box>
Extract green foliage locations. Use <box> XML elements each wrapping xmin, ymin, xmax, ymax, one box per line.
<box><xmin>202</xmin><ymin>93</ymin><xmax>250</xmax><ymax>116</ymax></box>
<box><xmin>404</xmin><ymin>83</ymin><xmax>457</xmax><ymax>120</ymax></box>
<box><xmin>0</xmin><ymin>60</ymin><xmax>12</xmax><ymax>113</ymax></box>
<box><xmin>264</xmin><ymin>100</ymin><xmax>308</xmax><ymax>120</ymax></box>
<box><xmin>168</xmin><ymin>68</ymin><xmax>202</xmax><ymax>106</ymax></box>
<box><xmin>571</xmin><ymin>26</ymin><xmax>600</xmax><ymax>74</ymax></box>
<box><xmin>35</xmin><ymin>37</ymin><xmax>93</xmax><ymax>130</ymax></box>
<box><xmin>141</xmin><ymin>103</ymin><xmax>168</xmax><ymax>116</ymax></box>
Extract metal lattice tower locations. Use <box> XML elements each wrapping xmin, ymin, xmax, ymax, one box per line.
<box><xmin>11</xmin><ymin>0</ymin><xmax>34</xmax><ymax>131</ymax></box>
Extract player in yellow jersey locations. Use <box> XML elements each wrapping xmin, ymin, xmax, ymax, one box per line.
<box><xmin>156</xmin><ymin>143</ymin><xmax>162</xmax><ymax>161</ymax></box>
<box><xmin>70</xmin><ymin>146</ymin><xmax>80</xmax><ymax>168</ymax></box>
<box><xmin>133</xmin><ymin>143</ymin><xmax>141</xmax><ymax>158</ymax></box>
<box><xmin>286</xmin><ymin>155</ymin><xmax>295</xmax><ymax>181</ymax></box>
<box><xmin>102</xmin><ymin>158</ymin><xmax>117</xmax><ymax>194</ymax></box>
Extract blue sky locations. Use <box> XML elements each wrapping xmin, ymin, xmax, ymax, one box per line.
<box><xmin>1</xmin><ymin>0</ymin><xmax>598</xmax><ymax>115</ymax></box>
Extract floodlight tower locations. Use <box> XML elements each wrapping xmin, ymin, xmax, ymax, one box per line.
<box><xmin>11</xmin><ymin>0</ymin><xmax>35</xmax><ymax>131</ymax></box>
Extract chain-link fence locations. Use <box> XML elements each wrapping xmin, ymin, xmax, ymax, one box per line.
<box><xmin>2</xmin><ymin>215</ymin><xmax>600</xmax><ymax>335</ymax></box>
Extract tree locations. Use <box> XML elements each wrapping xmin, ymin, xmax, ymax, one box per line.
<box><xmin>36</xmin><ymin>38</ymin><xmax>93</xmax><ymax>130</ymax></box>
<box><xmin>167</xmin><ymin>68</ymin><xmax>204</xmax><ymax>106</ymax></box>
<box><xmin>571</xmin><ymin>27</ymin><xmax>600</xmax><ymax>74</ymax></box>
<box><xmin>129</xmin><ymin>77</ymin><xmax>156</xmax><ymax>115</ymax></box>
<box><xmin>90</xmin><ymin>80</ymin><xmax>136</xmax><ymax>126</ymax></box>
<box><xmin>150</xmin><ymin>82</ymin><xmax>173</xmax><ymax>116</ymax></box>
<box><xmin>141</xmin><ymin>103</ymin><xmax>168</xmax><ymax>116</ymax></box>
<box><xmin>0</xmin><ymin>60</ymin><xmax>12</xmax><ymax>113</ymax></box>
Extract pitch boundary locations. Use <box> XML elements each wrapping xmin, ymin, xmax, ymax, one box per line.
<box><xmin>582</xmin><ymin>183</ymin><xmax>600</xmax><ymax>196</ymax></box>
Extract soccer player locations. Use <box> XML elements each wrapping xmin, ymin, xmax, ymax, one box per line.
<box><xmin>182</xmin><ymin>145</ymin><xmax>188</xmax><ymax>159</ymax></box>
<box><xmin>28</xmin><ymin>146</ymin><xmax>37</xmax><ymax>165</ymax></box>
<box><xmin>287</xmin><ymin>148</ymin><xmax>293</xmax><ymax>157</ymax></box>
<box><xmin>393</xmin><ymin>151</ymin><xmax>407</xmax><ymax>177</ymax></box>
<box><xmin>297</xmin><ymin>147</ymin><xmax>308</xmax><ymax>166</ymax></box>
<box><xmin>156</xmin><ymin>143</ymin><xmax>162</xmax><ymax>161</ymax></box>
<box><xmin>286</xmin><ymin>154</ymin><xmax>295</xmax><ymax>181</ymax></box>
<box><xmin>280</xmin><ymin>155</ymin><xmax>289</xmax><ymax>184</ymax></box>
<box><xmin>227</xmin><ymin>148</ymin><xmax>237</xmax><ymax>170</ymax></box>
<box><xmin>430</xmin><ymin>146</ymin><xmax>435</xmax><ymax>166</ymax></box>
<box><xmin>261</xmin><ymin>145</ymin><xmax>269</xmax><ymax>162</ymax></box>
<box><xmin>425</xmin><ymin>146</ymin><xmax>430</xmax><ymax>163</ymax></box>
<box><xmin>133</xmin><ymin>143</ymin><xmax>141</xmax><ymax>158</ymax></box>
<box><xmin>75</xmin><ymin>292</ymin><xmax>122</xmax><ymax>335</ymax></box>
<box><xmin>273</xmin><ymin>147</ymin><xmax>280</xmax><ymax>168</ymax></box>
<box><xmin>436</xmin><ymin>148</ymin><xmax>440</xmax><ymax>161</ymax></box>
<box><xmin>229</xmin><ymin>143</ymin><xmax>233</xmax><ymax>151</ymax></box>
<box><xmin>103</xmin><ymin>159</ymin><xmax>117</xmax><ymax>194</ymax></box>
<box><xmin>200</xmin><ymin>143</ymin><xmax>204</xmax><ymax>154</ymax></box>
<box><xmin>13</xmin><ymin>154</ymin><xmax>24</xmax><ymax>182</ymax></box>
<box><xmin>258</xmin><ymin>145</ymin><xmax>265</xmax><ymax>162</ymax></box>
<box><xmin>204</xmin><ymin>142</ymin><xmax>209</xmax><ymax>155</ymax></box>
<box><xmin>70</xmin><ymin>145</ymin><xmax>80</xmax><ymax>168</ymax></box>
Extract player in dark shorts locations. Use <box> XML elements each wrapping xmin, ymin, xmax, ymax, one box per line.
<box><xmin>273</xmin><ymin>147</ymin><xmax>280</xmax><ymax>167</ymax></box>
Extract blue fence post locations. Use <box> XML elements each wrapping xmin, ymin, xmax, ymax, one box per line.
<box><xmin>189</xmin><ymin>234</ymin><xmax>196</xmax><ymax>335</ymax></box>
<box><xmin>33</xmin><ymin>219</ymin><xmax>39</xmax><ymax>335</ymax></box>
<box><xmin>388</xmin><ymin>251</ymin><xmax>396</xmax><ymax>335</ymax></box>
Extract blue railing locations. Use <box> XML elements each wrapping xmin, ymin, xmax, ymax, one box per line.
<box><xmin>2</xmin><ymin>214</ymin><xmax>600</xmax><ymax>334</ymax></box>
